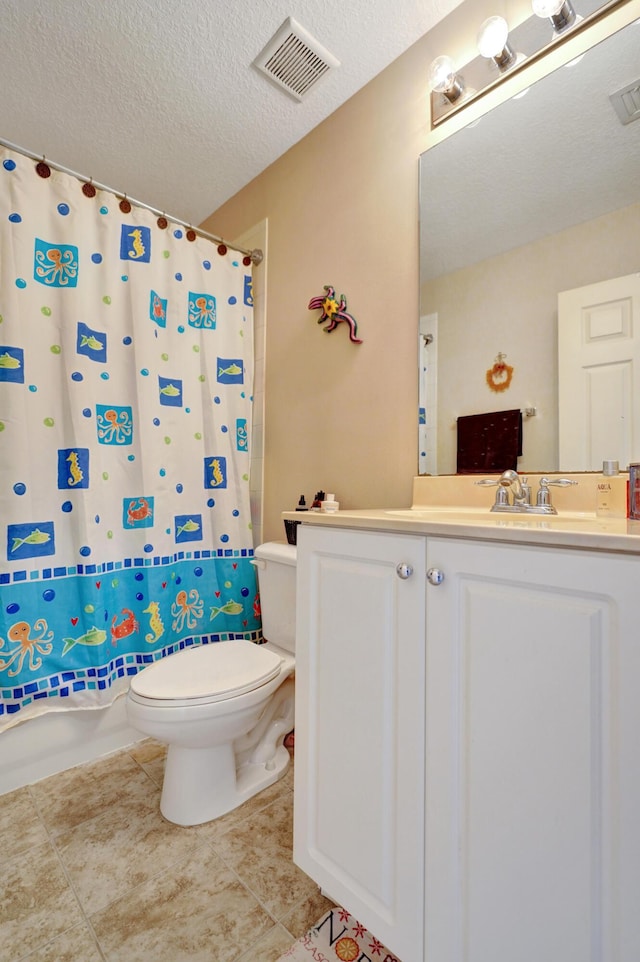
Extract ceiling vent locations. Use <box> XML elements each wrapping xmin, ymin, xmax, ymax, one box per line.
<box><xmin>609</xmin><ymin>80</ymin><xmax>640</xmax><ymax>126</ymax></box>
<box><xmin>253</xmin><ymin>17</ymin><xmax>340</xmax><ymax>102</ymax></box>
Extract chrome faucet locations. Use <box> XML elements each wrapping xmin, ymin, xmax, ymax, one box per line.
<box><xmin>498</xmin><ymin>469</ymin><xmax>530</xmax><ymax>507</ymax></box>
<box><xmin>475</xmin><ymin>470</ymin><xmax>577</xmax><ymax>514</ymax></box>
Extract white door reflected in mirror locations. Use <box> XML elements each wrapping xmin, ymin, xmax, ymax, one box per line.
<box><xmin>558</xmin><ymin>272</ymin><xmax>640</xmax><ymax>470</ymax></box>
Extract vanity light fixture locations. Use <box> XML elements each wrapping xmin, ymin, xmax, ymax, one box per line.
<box><xmin>477</xmin><ymin>16</ymin><xmax>517</xmax><ymax>70</ymax></box>
<box><xmin>428</xmin><ymin>55</ymin><xmax>465</xmax><ymax>103</ymax></box>
<box><xmin>429</xmin><ymin>0</ymin><xmax>620</xmax><ymax>128</ymax></box>
<box><xmin>532</xmin><ymin>0</ymin><xmax>577</xmax><ymax>32</ymax></box>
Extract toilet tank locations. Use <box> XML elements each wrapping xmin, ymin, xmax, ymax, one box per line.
<box><xmin>253</xmin><ymin>542</ymin><xmax>297</xmax><ymax>653</ymax></box>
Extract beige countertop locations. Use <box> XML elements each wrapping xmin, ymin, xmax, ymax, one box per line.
<box><xmin>283</xmin><ymin>474</ymin><xmax>640</xmax><ymax>554</ymax></box>
<box><xmin>282</xmin><ymin>506</ymin><xmax>640</xmax><ymax>555</ymax></box>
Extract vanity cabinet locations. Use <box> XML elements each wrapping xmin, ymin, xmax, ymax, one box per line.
<box><xmin>294</xmin><ymin>523</ymin><xmax>640</xmax><ymax>962</ymax></box>
<box><xmin>293</xmin><ymin>524</ymin><xmax>427</xmax><ymax>960</ymax></box>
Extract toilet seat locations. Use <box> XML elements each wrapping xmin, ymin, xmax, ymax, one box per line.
<box><xmin>129</xmin><ymin>641</ymin><xmax>282</xmax><ymax>707</ymax></box>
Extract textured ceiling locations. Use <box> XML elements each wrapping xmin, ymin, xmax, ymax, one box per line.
<box><xmin>0</xmin><ymin>0</ymin><xmax>462</xmax><ymax>225</ymax></box>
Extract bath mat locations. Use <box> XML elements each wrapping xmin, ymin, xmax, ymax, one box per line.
<box><xmin>278</xmin><ymin>907</ymin><xmax>401</xmax><ymax>961</ymax></box>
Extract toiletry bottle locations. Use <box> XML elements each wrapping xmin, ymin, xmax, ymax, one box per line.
<box><xmin>321</xmin><ymin>493</ymin><xmax>340</xmax><ymax>513</ymax></box>
<box><xmin>596</xmin><ymin>460</ymin><xmax>619</xmax><ymax>517</ymax></box>
<box><xmin>628</xmin><ymin>464</ymin><xmax>640</xmax><ymax>519</ymax></box>
<box><xmin>295</xmin><ymin>495</ymin><xmax>308</xmax><ymax>512</ymax></box>
<box><xmin>310</xmin><ymin>490</ymin><xmax>325</xmax><ymax>511</ymax></box>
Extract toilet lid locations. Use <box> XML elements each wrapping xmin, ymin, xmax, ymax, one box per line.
<box><xmin>130</xmin><ymin>641</ymin><xmax>282</xmax><ymax>703</ymax></box>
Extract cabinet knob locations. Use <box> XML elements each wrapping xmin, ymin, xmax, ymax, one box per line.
<box><xmin>427</xmin><ymin>567</ymin><xmax>445</xmax><ymax>586</ymax></box>
<box><xmin>396</xmin><ymin>562</ymin><xmax>414</xmax><ymax>580</ymax></box>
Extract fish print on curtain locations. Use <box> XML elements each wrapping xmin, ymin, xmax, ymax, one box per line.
<box><xmin>0</xmin><ymin>146</ymin><xmax>260</xmax><ymax>731</ymax></box>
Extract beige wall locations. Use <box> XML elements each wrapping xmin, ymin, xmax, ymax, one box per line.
<box><xmin>201</xmin><ymin>0</ymin><xmax>639</xmax><ymax>542</ymax></box>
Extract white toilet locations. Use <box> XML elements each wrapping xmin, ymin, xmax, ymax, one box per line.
<box><xmin>125</xmin><ymin>542</ymin><xmax>296</xmax><ymax>826</ymax></box>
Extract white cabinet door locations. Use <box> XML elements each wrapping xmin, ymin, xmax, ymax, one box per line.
<box><xmin>425</xmin><ymin>536</ymin><xmax>640</xmax><ymax>962</ymax></box>
<box><xmin>294</xmin><ymin>525</ymin><xmax>426</xmax><ymax>961</ymax></box>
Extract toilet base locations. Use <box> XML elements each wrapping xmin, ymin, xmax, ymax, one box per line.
<box><xmin>160</xmin><ymin>741</ymin><xmax>291</xmax><ymax>826</ymax></box>
<box><xmin>159</xmin><ymin>676</ymin><xmax>295</xmax><ymax>826</ymax></box>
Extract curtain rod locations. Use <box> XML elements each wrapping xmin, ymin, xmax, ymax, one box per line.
<box><xmin>0</xmin><ymin>136</ymin><xmax>263</xmax><ymax>265</ymax></box>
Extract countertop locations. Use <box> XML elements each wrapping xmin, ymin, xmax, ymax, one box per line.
<box><xmin>282</xmin><ymin>507</ymin><xmax>640</xmax><ymax>555</ymax></box>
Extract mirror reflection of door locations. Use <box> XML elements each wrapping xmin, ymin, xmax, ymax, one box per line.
<box><xmin>558</xmin><ymin>273</ymin><xmax>640</xmax><ymax>470</ymax></box>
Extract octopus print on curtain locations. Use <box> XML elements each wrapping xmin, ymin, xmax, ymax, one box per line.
<box><xmin>0</xmin><ymin>146</ymin><xmax>260</xmax><ymax>731</ymax></box>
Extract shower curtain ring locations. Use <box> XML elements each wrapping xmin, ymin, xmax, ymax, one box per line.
<box><xmin>36</xmin><ymin>156</ymin><xmax>52</xmax><ymax>178</ymax></box>
<box><xmin>82</xmin><ymin>176</ymin><xmax>97</xmax><ymax>198</ymax></box>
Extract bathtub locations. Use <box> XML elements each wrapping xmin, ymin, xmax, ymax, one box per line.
<box><xmin>0</xmin><ymin>695</ymin><xmax>142</xmax><ymax>795</ymax></box>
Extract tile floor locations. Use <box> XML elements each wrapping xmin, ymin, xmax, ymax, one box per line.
<box><xmin>1</xmin><ymin>739</ymin><xmax>334</xmax><ymax>962</ymax></box>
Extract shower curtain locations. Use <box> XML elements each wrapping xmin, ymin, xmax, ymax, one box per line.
<box><xmin>0</xmin><ymin>145</ymin><xmax>260</xmax><ymax>732</ymax></box>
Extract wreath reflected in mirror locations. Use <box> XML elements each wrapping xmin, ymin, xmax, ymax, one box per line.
<box><xmin>486</xmin><ymin>352</ymin><xmax>514</xmax><ymax>393</ymax></box>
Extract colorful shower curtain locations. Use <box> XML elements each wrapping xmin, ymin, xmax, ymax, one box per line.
<box><xmin>0</xmin><ymin>145</ymin><xmax>260</xmax><ymax>732</ymax></box>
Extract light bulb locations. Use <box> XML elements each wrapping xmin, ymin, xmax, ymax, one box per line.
<box><xmin>532</xmin><ymin>0</ymin><xmax>564</xmax><ymax>16</ymax></box>
<box><xmin>428</xmin><ymin>56</ymin><xmax>465</xmax><ymax>103</ymax></box>
<box><xmin>477</xmin><ymin>16</ymin><xmax>516</xmax><ymax>70</ymax></box>
<box><xmin>531</xmin><ymin>0</ymin><xmax>576</xmax><ymax>31</ymax></box>
<box><xmin>477</xmin><ymin>16</ymin><xmax>509</xmax><ymax>58</ymax></box>
<box><xmin>429</xmin><ymin>56</ymin><xmax>455</xmax><ymax>93</ymax></box>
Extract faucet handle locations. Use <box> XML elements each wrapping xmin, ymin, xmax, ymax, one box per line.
<box><xmin>540</xmin><ymin>477</ymin><xmax>579</xmax><ymax>488</ymax></box>
<box><xmin>536</xmin><ymin>477</ymin><xmax>578</xmax><ymax>510</ymax></box>
<box><xmin>473</xmin><ymin>478</ymin><xmax>509</xmax><ymax>511</ymax></box>
<box><xmin>474</xmin><ymin>478</ymin><xmax>509</xmax><ymax>508</ymax></box>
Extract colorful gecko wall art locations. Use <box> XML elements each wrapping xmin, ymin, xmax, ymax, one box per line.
<box><xmin>308</xmin><ymin>285</ymin><xmax>363</xmax><ymax>344</ymax></box>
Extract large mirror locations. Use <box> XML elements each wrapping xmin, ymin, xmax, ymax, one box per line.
<box><xmin>419</xmin><ymin>14</ymin><xmax>640</xmax><ymax>475</ymax></box>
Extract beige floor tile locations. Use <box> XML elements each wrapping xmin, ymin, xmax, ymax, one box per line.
<box><xmin>0</xmin><ymin>787</ymin><xmax>49</xmax><ymax>861</ymax></box>
<box><xmin>55</xmin><ymin>795</ymin><xmax>201</xmax><ymax>915</ymax></box>
<box><xmin>1</xmin><ymin>742</ymin><xmax>310</xmax><ymax>961</ymax></box>
<box><xmin>127</xmin><ymin>738</ymin><xmax>166</xmax><ymax>787</ymax></box>
<box><xmin>193</xmin><ymin>772</ymin><xmax>292</xmax><ymax>845</ymax></box>
<box><xmin>90</xmin><ymin>844</ymin><xmax>274</xmax><ymax>962</ymax></box>
<box><xmin>20</xmin><ymin>921</ymin><xmax>104</xmax><ymax>962</ymax></box>
<box><xmin>211</xmin><ymin>793</ymin><xmax>317</xmax><ymax>919</ymax></box>
<box><xmin>126</xmin><ymin>737</ymin><xmax>165</xmax><ymax>767</ymax></box>
<box><xmin>31</xmin><ymin>750</ymin><xmax>157</xmax><ymax>836</ymax></box>
<box><xmin>235</xmin><ymin>923</ymin><xmax>294</xmax><ymax>961</ymax></box>
<box><xmin>279</xmin><ymin>889</ymin><xmax>336</xmax><ymax>940</ymax></box>
<box><xmin>1</xmin><ymin>841</ymin><xmax>85</xmax><ymax>961</ymax></box>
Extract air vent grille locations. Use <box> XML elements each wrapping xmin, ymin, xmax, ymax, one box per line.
<box><xmin>254</xmin><ymin>17</ymin><xmax>339</xmax><ymax>102</ymax></box>
<box><xmin>609</xmin><ymin>80</ymin><xmax>640</xmax><ymax>126</ymax></box>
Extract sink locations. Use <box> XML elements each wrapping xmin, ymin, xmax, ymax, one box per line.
<box><xmin>385</xmin><ymin>507</ymin><xmax>488</xmax><ymax>516</ymax></box>
<box><xmin>385</xmin><ymin>508</ymin><xmax>505</xmax><ymax>524</ymax></box>
<box><xmin>384</xmin><ymin>508</ymin><xmax>599</xmax><ymax>523</ymax></box>
<box><xmin>385</xmin><ymin>507</ymin><xmax>490</xmax><ymax>519</ymax></box>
